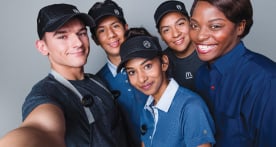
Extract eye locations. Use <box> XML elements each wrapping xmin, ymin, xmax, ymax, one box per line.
<box><xmin>57</xmin><ymin>35</ymin><xmax>67</xmax><ymax>40</ymax></box>
<box><xmin>113</xmin><ymin>24</ymin><xmax>120</xmax><ymax>28</ymax></box>
<box><xmin>96</xmin><ymin>28</ymin><xmax>105</xmax><ymax>34</ymax></box>
<box><xmin>177</xmin><ymin>20</ymin><xmax>186</xmax><ymax>27</ymax></box>
<box><xmin>78</xmin><ymin>30</ymin><xmax>88</xmax><ymax>37</ymax></box>
<box><xmin>144</xmin><ymin>63</ymin><xmax>152</xmax><ymax>70</ymax></box>
<box><xmin>190</xmin><ymin>22</ymin><xmax>200</xmax><ymax>31</ymax></box>
<box><xmin>126</xmin><ymin>69</ymin><xmax>135</xmax><ymax>76</ymax></box>
<box><xmin>161</xmin><ymin>28</ymin><xmax>169</xmax><ymax>34</ymax></box>
<box><xmin>210</xmin><ymin>24</ymin><xmax>223</xmax><ymax>30</ymax></box>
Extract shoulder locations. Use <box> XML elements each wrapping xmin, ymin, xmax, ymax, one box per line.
<box><xmin>96</xmin><ymin>64</ymin><xmax>109</xmax><ymax>77</ymax></box>
<box><xmin>22</xmin><ymin>75</ymin><xmax>67</xmax><ymax>120</ymax></box>
<box><xmin>85</xmin><ymin>73</ymin><xmax>109</xmax><ymax>88</ymax></box>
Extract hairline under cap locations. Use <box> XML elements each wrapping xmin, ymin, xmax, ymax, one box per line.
<box><xmin>117</xmin><ymin>50</ymin><xmax>161</xmax><ymax>73</ymax></box>
<box><xmin>154</xmin><ymin>0</ymin><xmax>189</xmax><ymax>29</ymax></box>
<box><xmin>117</xmin><ymin>35</ymin><xmax>162</xmax><ymax>73</ymax></box>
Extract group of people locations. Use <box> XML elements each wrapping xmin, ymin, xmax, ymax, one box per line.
<box><xmin>0</xmin><ymin>0</ymin><xmax>275</xmax><ymax>147</ymax></box>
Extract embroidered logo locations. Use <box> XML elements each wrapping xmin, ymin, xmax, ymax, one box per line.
<box><xmin>143</xmin><ymin>40</ymin><xmax>151</xmax><ymax>48</ymax></box>
<box><xmin>176</xmin><ymin>4</ymin><xmax>182</xmax><ymax>11</ymax></box>
<box><xmin>114</xmin><ymin>9</ymin><xmax>120</xmax><ymax>16</ymax></box>
<box><xmin>73</xmin><ymin>8</ymin><xmax>80</xmax><ymax>14</ymax></box>
<box><xmin>185</xmin><ymin>72</ymin><xmax>193</xmax><ymax>79</ymax></box>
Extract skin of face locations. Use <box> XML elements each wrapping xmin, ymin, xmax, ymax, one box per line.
<box><xmin>125</xmin><ymin>56</ymin><xmax>169</xmax><ymax>103</ymax></box>
<box><xmin>36</xmin><ymin>18</ymin><xmax>90</xmax><ymax>73</ymax></box>
<box><xmin>189</xmin><ymin>1</ymin><xmax>245</xmax><ymax>63</ymax></box>
<box><xmin>159</xmin><ymin>12</ymin><xmax>195</xmax><ymax>58</ymax></box>
<box><xmin>95</xmin><ymin>16</ymin><xmax>128</xmax><ymax>65</ymax></box>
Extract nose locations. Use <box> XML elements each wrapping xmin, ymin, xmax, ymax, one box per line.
<box><xmin>172</xmin><ymin>27</ymin><xmax>181</xmax><ymax>38</ymax></box>
<box><xmin>72</xmin><ymin>34</ymin><xmax>83</xmax><ymax>48</ymax></box>
<box><xmin>107</xmin><ymin>28</ymin><xmax>116</xmax><ymax>39</ymax></box>
<box><xmin>137</xmin><ymin>71</ymin><xmax>148</xmax><ymax>83</ymax></box>
<box><xmin>197</xmin><ymin>27</ymin><xmax>210</xmax><ymax>41</ymax></box>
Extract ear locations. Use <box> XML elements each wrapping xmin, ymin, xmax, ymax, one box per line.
<box><xmin>237</xmin><ymin>20</ymin><xmax>246</xmax><ymax>36</ymax></box>
<box><xmin>35</xmin><ymin>39</ymin><xmax>49</xmax><ymax>56</ymax></box>
<box><xmin>161</xmin><ymin>55</ymin><xmax>169</xmax><ymax>72</ymax></box>
<box><xmin>92</xmin><ymin>34</ymin><xmax>100</xmax><ymax>45</ymax></box>
<box><xmin>124</xmin><ymin>23</ymin><xmax>129</xmax><ymax>30</ymax></box>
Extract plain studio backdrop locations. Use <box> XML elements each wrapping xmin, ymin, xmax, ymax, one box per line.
<box><xmin>0</xmin><ymin>0</ymin><xmax>275</xmax><ymax>137</ymax></box>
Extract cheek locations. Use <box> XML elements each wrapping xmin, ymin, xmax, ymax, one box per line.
<box><xmin>189</xmin><ymin>30</ymin><xmax>198</xmax><ymax>42</ymax></box>
<box><xmin>179</xmin><ymin>26</ymin><xmax>190</xmax><ymax>35</ymax></box>
<box><xmin>213</xmin><ymin>31</ymin><xmax>230</xmax><ymax>43</ymax></box>
<box><xmin>161</xmin><ymin>34</ymin><xmax>171</xmax><ymax>44</ymax></box>
<box><xmin>96</xmin><ymin>33</ymin><xmax>107</xmax><ymax>44</ymax></box>
<box><xmin>128</xmin><ymin>76</ymin><xmax>137</xmax><ymax>87</ymax></box>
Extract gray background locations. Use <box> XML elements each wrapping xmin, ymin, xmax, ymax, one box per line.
<box><xmin>0</xmin><ymin>0</ymin><xmax>275</xmax><ymax>137</ymax></box>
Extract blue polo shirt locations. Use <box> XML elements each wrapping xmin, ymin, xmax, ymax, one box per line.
<box><xmin>141</xmin><ymin>79</ymin><xmax>215</xmax><ymax>147</ymax></box>
<box><xmin>195</xmin><ymin>41</ymin><xmax>276</xmax><ymax>147</ymax></box>
<box><xmin>96</xmin><ymin>60</ymin><xmax>147</xmax><ymax>146</ymax></box>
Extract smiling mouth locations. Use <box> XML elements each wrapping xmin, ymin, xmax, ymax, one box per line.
<box><xmin>109</xmin><ymin>40</ymin><xmax>120</xmax><ymax>48</ymax></box>
<box><xmin>140</xmin><ymin>82</ymin><xmax>153</xmax><ymax>91</ymax></box>
<box><xmin>173</xmin><ymin>38</ymin><xmax>184</xmax><ymax>45</ymax></box>
<box><xmin>197</xmin><ymin>44</ymin><xmax>216</xmax><ymax>53</ymax></box>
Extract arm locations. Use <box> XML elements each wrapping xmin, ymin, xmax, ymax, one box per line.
<box><xmin>257</xmin><ymin>78</ymin><xmax>276</xmax><ymax>146</ymax></box>
<box><xmin>0</xmin><ymin>104</ymin><xmax>66</xmax><ymax>147</ymax></box>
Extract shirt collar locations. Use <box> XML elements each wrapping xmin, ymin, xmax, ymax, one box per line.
<box><xmin>107</xmin><ymin>59</ymin><xmax>118</xmax><ymax>77</ymax></box>
<box><xmin>144</xmin><ymin>78</ymin><xmax>179</xmax><ymax>112</ymax></box>
<box><xmin>212</xmin><ymin>41</ymin><xmax>246</xmax><ymax>74</ymax></box>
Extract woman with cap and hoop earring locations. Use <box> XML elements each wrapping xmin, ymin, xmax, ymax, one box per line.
<box><xmin>118</xmin><ymin>27</ymin><xmax>215</xmax><ymax>147</ymax></box>
<box><xmin>88</xmin><ymin>1</ymin><xmax>148</xmax><ymax>146</ymax></box>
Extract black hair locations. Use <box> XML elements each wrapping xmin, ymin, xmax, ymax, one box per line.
<box><xmin>190</xmin><ymin>0</ymin><xmax>253</xmax><ymax>38</ymax></box>
<box><xmin>124</xmin><ymin>27</ymin><xmax>171</xmax><ymax>77</ymax></box>
<box><xmin>88</xmin><ymin>0</ymin><xmax>127</xmax><ymax>45</ymax></box>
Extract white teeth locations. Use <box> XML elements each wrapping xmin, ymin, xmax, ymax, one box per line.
<box><xmin>109</xmin><ymin>40</ymin><xmax>119</xmax><ymax>48</ymax></box>
<box><xmin>174</xmin><ymin>39</ymin><xmax>183</xmax><ymax>45</ymax></box>
<box><xmin>198</xmin><ymin>45</ymin><xmax>215</xmax><ymax>51</ymax></box>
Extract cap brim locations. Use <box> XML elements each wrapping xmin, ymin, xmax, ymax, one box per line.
<box><xmin>44</xmin><ymin>13</ymin><xmax>95</xmax><ymax>32</ymax></box>
<box><xmin>117</xmin><ymin>50</ymin><xmax>159</xmax><ymax>73</ymax></box>
<box><xmin>95</xmin><ymin>13</ymin><xmax>121</xmax><ymax>24</ymax></box>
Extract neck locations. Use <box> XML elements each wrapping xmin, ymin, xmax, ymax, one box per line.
<box><xmin>152</xmin><ymin>77</ymin><xmax>169</xmax><ymax>105</ymax></box>
<box><xmin>51</xmin><ymin>66</ymin><xmax>84</xmax><ymax>80</ymax></box>
<box><xmin>174</xmin><ymin>42</ymin><xmax>195</xmax><ymax>58</ymax></box>
<box><xmin>108</xmin><ymin>55</ymin><xmax>121</xmax><ymax>66</ymax></box>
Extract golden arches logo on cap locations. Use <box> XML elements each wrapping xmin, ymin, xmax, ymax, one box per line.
<box><xmin>143</xmin><ymin>40</ymin><xmax>151</xmax><ymax>48</ymax></box>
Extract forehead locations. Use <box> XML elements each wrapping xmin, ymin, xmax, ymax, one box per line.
<box><xmin>43</xmin><ymin>18</ymin><xmax>85</xmax><ymax>38</ymax></box>
<box><xmin>191</xmin><ymin>1</ymin><xmax>227</xmax><ymax>21</ymax></box>
<box><xmin>97</xmin><ymin>16</ymin><xmax>122</xmax><ymax>26</ymax></box>
<box><xmin>160</xmin><ymin>11</ymin><xmax>188</xmax><ymax>24</ymax></box>
<box><xmin>126</xmin><ymin>57</ymin><xmax>158</xmax><ymax>67</ymax></box>
<box><xmin>58</xmin><ymin>17</ymin><xmax>85</xmax><ymax>29</ymax></box>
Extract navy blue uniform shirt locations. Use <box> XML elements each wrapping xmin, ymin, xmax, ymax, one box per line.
<box><xmin>195</xmin><ymin>41</ymin><xmax>276</xmax><ymax>147</ymax></box>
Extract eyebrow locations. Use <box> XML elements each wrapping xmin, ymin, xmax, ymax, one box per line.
<box><xmin>97</xmin><ymin>20</ymin><xmax>122</xmax><ymax>29</ymax></box>
<box><xmin>53</xmin><ymin>27</ymin><xmax>87</xmax><ymax>37</ymax></box>
<box><xmin>160</xmin><ymin>17</ymin><xmax>187</xmax><ymax>29</ymax></box>
<box><xmin>190</xmin><ymin>17</ymin><xmax>226</xmax><ymax>23</ymax></box>
<box><xmin>125</xmin><ymin>58</ymin><xmax>150</xmax><ymax>70</ymax></box>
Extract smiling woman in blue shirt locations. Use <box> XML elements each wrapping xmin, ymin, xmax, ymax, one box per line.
<box><xmin>189</xmin><ymin>0</ymin><xmax>276</xmax><ymax>147</ymax></box>
<box><xmin>118</xmin><ymin>27</ymin><xmax>215</xmax><ymax>147</ymax></box>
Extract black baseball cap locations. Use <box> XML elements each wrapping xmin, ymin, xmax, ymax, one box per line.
<box><xmin>88</xmin><ymin>2</ymin><xmax>126</xmax><ymax>25</ymax></box>
<box><xmin>154</xmin><ymin>0</ymin><xmax>189</xmax><ymax>29</ymax></box>
<box><xmin>37</xmin><ymin>3</ymin><xmax>95</xmax><ymax>39</ymax></box>
<box><xmin>117</xmin><ymin>36</ymin><xmax>162</xmax><ymax>73</ymax></box>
